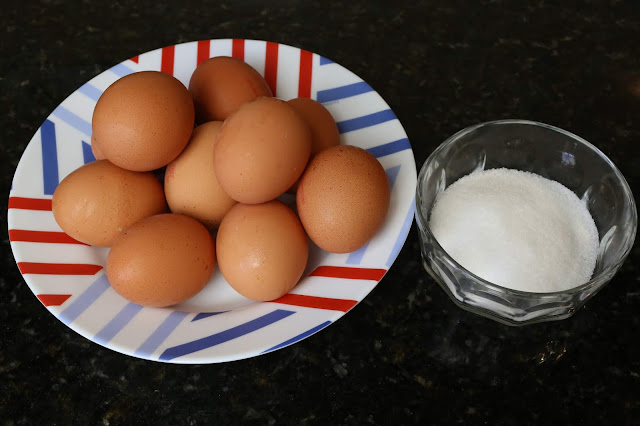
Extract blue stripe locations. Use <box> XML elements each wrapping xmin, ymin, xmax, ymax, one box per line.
<box><xmin>346</xmin><ymin>243</ymin><xmax>369</xmax><ymax>265</ymax></box>
<box><xmin>192</xmin><ymin>312</ymin><xmax>226</xmax><ymax>322</ymax></box>
<box><xmin>82</xmin><ymin>141</ymin><xmax>96</xmax><ymax>164</ymax></box>
<box><xmin>134</xmin><ymin>311</ymin><xmax>189</xmax><ymax>358</ymax></box>
<box><xmin>386</xmin><ymin>199</ymin><xmax>416</xmax><ymax>267</ymax></box>
<box><xmin>337</xmin><ymin>109</ymin><xmax>396</xmax><ymax>134</ymax></box>
<box><xmin>40</xmin><ymin>120</ymin><xmax>59</xmax><ymax>195</ymax></box>
<box><xmin>386</xmin><ymin>165</ymin><xmax>401</xmax><ymax>190</ymax></box>
<box><xmin>52</xmin><ymin>105</ymin><xmax>92</xmax><ymax>136</ymax></box>
<box><xmin>261</xmin><ymin>321</ymin><xmax>332</xmax><ymax>354</ymax></box>
<box><xmin>319</xmin><ymin>56</ymin><xmax>334</xmax><ymax>65</ymax></box>
<box><xmin>59</xmin><ymin>275</ymin><xmax>110</xmax><ymax>325</ymax></box>
<box><xmin>110</xmin><ymin>63</ymin><xmax>136</xmax><ymax>78</ymax></box>
<box><xmin>317</xmin><ymin>82</ymin><xmax>373</xmax><ymax>103</ymax></box>
<box><xmin>77</xmin><ymin>83</ymin><xmax>103</xmax><ymax>102</ymax></box>
<box><xmin>366</xmin><ymin>138</ymin><xmax>411</xmax><ymax>158</ymax></box>
<box><xmin>93</xmin><ymin>302</ymin><xmax>143</xmax><ymax>345</ymax></box>
<box><xmin>159</xmin><ymin>309</ymin><xmax>295</xmax><ymax>361</ymax></box>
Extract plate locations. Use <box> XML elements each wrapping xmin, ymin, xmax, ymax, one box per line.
<box><xmin>8</xmin><ymin>39</ymin><xmax>417</xmax><ymax>363</ymax></box>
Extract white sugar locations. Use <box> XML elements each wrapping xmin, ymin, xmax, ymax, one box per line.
<box><xmin>429</xmin><ymin>168</ymin><xmax>599</xmax><ymax>292</ymax></box>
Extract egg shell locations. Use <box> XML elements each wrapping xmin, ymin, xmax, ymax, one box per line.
<box><xmin>90</xmin><ymin>135</ymin><xmax>106</xmax><ymax>160</ymax></box>
<box><xmin>287</xmin><ymin>97</ymin><xmax>340</xmax><ymax>156</ymax></box>
<box><xmin>296</xmin><ymin>145</ymin><xmax>390</xmax><ymax>253</ymax></box>
<box><xmin>164</xmin><ymin>121</ymin><xmax>237</xmax><ymax>230</ymax></box>
<box><xmin>189</xmin><ymin>56</ymin><xmax>273</xmax><ymax>123</ymax></box>
<box><xmin>214</xmin><ymin>97</ymin><xmax>312</xmax><ymax>204</ymax></box>
<box><xmin>287</xmin><ymin>97</ymin><xmax>340</xmax><ymax>192</ymax></box>
<box><xmin>216</xmin><ymin>201</ymin><xmax>308</xmax><ymax>302</ymax></box>
<box><xmin>106</xmin><ymin>213</ymin><xmax>216</xmax><ymax>308</ymax></box>
<box><xmin>52</xmin><ymin>160</ymin><xmax>167</xmax><ymax>247</ymax></box>
<box><xmin>92</xmin><ymin>71</ymin><xmax>195</xmax><ymax>172</ymax></box>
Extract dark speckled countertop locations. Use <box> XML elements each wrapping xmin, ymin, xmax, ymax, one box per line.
<box><xmin>2</xmin><ymin>1</ymin><xmax>640</xmax><ymax>424</ymax></box>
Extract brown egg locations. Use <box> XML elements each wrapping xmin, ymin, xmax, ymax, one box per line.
<box><xmin>216</xmin><ymin>201</ymin><xmax>308</xmax><ymax>301</ymax></box>
<box><xmin>106</xmin><ymin>213</ymin><xmax>216</xmax><ymax>307</ymax></box>
<box><xmin>214</xmin><ymin>97</ymin><xmax>312</xmax><ymax>204</ymax></box>
<box><xmin>92</xmin><ymin>71</ymin><xmax>195</xmax><ymax>172</ymax></box>
<box><xmin>52</xmin><ymin>160</ymin><xmax>166</xmax><ymax>247</ymax></box>
<box><xmin>90</xmin><ymin>135</ymin><xmax>106</xmax><ymax>160</ymax></box>
<box><xmin>296</xmin><ymin>145</ymin><xmax>390</xmax><ymax>253</ymax></box>
<box><xmin>287</xmin><ymin>97</ymin><xmax>340</xmax><ymax>192</ymax></box>
<box><xmin>189</xmin><ymin>56</ymin><xmax>273</xmax><ymax>123</ymax></box>
<box><xmin>287</xmin><ymin>98</ymin><xmax>340</xmax><ymax>155</ymax></box>
<box><xmin>164</xmin><ymin>121</ymin><xmax>237</xmax><ymax>229</ymax></box>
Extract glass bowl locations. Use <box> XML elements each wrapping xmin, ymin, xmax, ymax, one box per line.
<box><xmin>415</xmin><ymin>119</ymin><xmax>637</xmax><ymax>326</ymax></box>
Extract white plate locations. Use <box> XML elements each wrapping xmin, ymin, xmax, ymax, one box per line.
<box><xmin>8</xmin><ymin>39</ymin><xmax>417</xmax><ymax>363</ymax></box>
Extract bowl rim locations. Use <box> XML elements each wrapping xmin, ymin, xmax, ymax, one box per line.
<box><xmin>415</xmin><ymin>118</ymin><xmax>638</xmax><ymax>297</ymax></box>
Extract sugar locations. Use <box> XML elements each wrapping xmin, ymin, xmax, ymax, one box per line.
<box><xmin>428</xmin><ymin>168</ymin><xmax>599</xmax><ymax>292</ymax></box>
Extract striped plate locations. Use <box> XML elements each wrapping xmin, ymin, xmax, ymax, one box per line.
<box><xmin>8</xmin><ymin>39</ymin><xmax>417</xmax><ymax>363</ymax></box>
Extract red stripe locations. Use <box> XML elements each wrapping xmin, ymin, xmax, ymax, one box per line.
<box><xmin>18</xmin><ymin>262</ymin><xmax>103</xmax><ymax>275</ymax></box>
<box><xmin>37</xmin><ymin>294</ymin><xmax>72</xmax><ymax>307</ymax></box>
<box><xmin>9</xmin><ymin>230</ymin><xmax>87</xmax><ymax>245</ymax></box>
<box><xmin>197</xmin><ymin>40</ymin><xmax>211</xmax><ymax>65</ymax></box>
<box><xmin>298</xmin><ymin>49</ymin><xmax>313</xmax><ymax>98</ymax></box>
<box><xmin>309</xmin><ymin>266</ymin><xmax>387</xmax><ymax>281</ymax></box>
<box><xmin>264</xmin><ymin>42</ymin><xmax>279</xmax><ymax>96</ymax></box>
<box><xmin>8</xmin><ymin>197</ymin><xmax>52</xmax><ymax>211</ymax></box>
<box><xmin>161</xmin><ymin>45</ymin><xmax>175</xmax><ymax>75</ymax></box>
<box><xmin>130</xmin><ymin>55</ymin><xmax>139</xmax><ymax>64</ymax></box>
<box><xmin>272</xmin><ymin>294</ymin><xmax>357</xmax><ymax>312</ymax></box>
<box><xmin>232</xmin><ymin>39</ymin><xmax>245</xmax><ymax>61</ymax></box>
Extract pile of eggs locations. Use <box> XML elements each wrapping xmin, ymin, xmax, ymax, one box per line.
<box><xmin>52</xmin><ymin>57</ymin><xmax>390</xmax><ymax>308</ymax></box>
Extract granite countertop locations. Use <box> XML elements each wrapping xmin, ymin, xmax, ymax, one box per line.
<box><xmin>2</xmin><ymin>1</ymin><xmax>639</xmax><ymax>424</ymax></box>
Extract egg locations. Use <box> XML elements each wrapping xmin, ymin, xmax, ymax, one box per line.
<box><xmin>296</xmin><ymin>145</ymin><xmax>390</xmax><ymax>253</ymax></box>
<box><xmin>189</xmin><ymin>56</ymin><xmax>273</xmax><ymax>123</ymax></box>
<box><xmin>164</xmin><ymin>121</ymin><xmax>237</xmax><ymax>229</ymax></box>
<box><xmin>216</xmin><ymin>201</ymin><xmax>308</xmax><ymax>301</ymax></box>
<box><xmin>90</xmin><ymin>135</ymin><xmax>106</xmax><ymax>160</ymax></box>
<box><xmin>287</xmin><ymin>98</ymin><xmax>340</xmax><ymax>155</ymax></box>
<box><xmin>214</xmin><ymin>97</ymin><xmax>312</xmax><ymax>204</ymax></box>
<box><xmin>106</xmin><ymin>213</ymin><xmax>216</xmax><ymax>307</ymax></box>
<box><xmin>52</xmin><ymin>160</ymin><xmax>166</xmax><ymax>247</ymax></box>
<box><xmin>287</xmin><ymin>97</ymin><xmax>340</xmax><ymax>192</ymax></box>
<box><xmin>92</xmin><ymin>71</ymin><xmax>195</xmax><ymax>172</ymax></box>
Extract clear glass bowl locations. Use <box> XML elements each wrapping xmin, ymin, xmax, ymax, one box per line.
<box><xmin>415</xmin><ymin>119</ymin><xmax>637</xmax><ymax>326</ymax></box>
